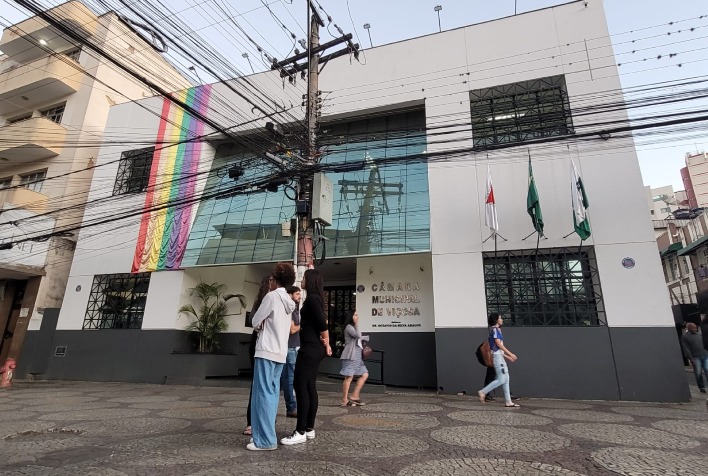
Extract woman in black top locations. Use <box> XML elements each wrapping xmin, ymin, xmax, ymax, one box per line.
<box><xmin>280</xmin><ymin>269</ymin><xmax>331</xmax><ymax>445</ymax></box>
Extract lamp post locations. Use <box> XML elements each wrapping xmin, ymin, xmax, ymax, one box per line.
<box><xmin>242</xmin><ymin>52</ymin><xmax>254</xmax><ymax>73</ymax></box>
<box><xmin>188</xmin><ymin>66</ymin><xmax>203</xmax><ymax>85</ymax></box>
<box><xmin>363</xmin><ymin>23</ymin><xmax>373</xmax><ymax>48</ymax></box>
<box><xmin>434</xmin><ymin>5</ymin><xmax>442</xmax><ymax>32</ymax></box>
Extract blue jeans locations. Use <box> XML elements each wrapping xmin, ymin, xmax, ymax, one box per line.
<box><xmin>280</xmin><ymin>347</ymin><xmax>298</xmax><ymax>413</ymax></box>
<box><xmin>480</xmin><ymin>353</ymin><xmax>511</xmax><ymax>403</ymax></box>
<box><xmin>692</xmin><ymin>355</ymin><xmax>708</xmax><ymax>390</ymax></box>
<box><xmin>251</xmin><ymin>357</ymin><xmax>284</xmax><ymax>449</ymax></box>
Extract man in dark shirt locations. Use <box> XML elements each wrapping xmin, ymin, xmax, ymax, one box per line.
<box><xmin>281</xmin><ymin>286</ymin><xmax>301</xmax><ymax>418</ymax></box>
<box><xmin>682</xmin><ymin>322</ymin><xmax>708</xmax><ymax>393</ymax></box>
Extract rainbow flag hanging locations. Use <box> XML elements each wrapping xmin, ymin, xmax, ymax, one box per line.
<box><xmin>132</xmin><ymin>85</ymin><xmax>212</xmax><ymax>273</ymax></box>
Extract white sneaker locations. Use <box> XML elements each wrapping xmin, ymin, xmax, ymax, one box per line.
<box><xmin>280</xmin><ymin>431</ymin><xmax>307</xmax><ymax>446</ymax></box>
<box><xmin>246</xmin><ymin>442</ymin><xmax>276</xmax><ymax>451</ymax></box>
<box><xmin>305</xmin><ymin>429</ymin><xmax>316</xmax><ymax>440</ymax></box>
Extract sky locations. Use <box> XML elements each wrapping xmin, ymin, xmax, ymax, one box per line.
<box><xmin>1</xmin><ymin>0</ymin><xmax>707</xmax><ymax>191</ymax></box>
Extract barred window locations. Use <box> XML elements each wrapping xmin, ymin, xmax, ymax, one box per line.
<box><xmin>83</xmin><ymin>273</ymin><xmax>150</xmax><ymax>329</ymax></box>
<box><xmin>40</xmin><ymin>103</ymin><xmax>65</xmax><ymax>124</ymax></box>
<box><xmin>7</xmin><ymin>114</ymin><xmax>32</xmax><ymax>125</ymax></box>
<box><xmin>19</xmin><ymin>170</ymin><xmax>47</xmax><ymax>192</ymax></box>
<box><xmin>63</xmin><ymin>48</ymin><xmax>81</xmax><ymax>62</ymax></box>
<box><xmin>484</xmin><ymin>248</ymin><xmax>604</xmax><ymax>326</ymax></box>
<box><xmin>470</xmin><ymin>75</ymin><xmax>573</xmax><ymax>149</ymax></box>
<box><xmin>0</xmin><ymin>177</ymin><xmax>12</xmax><ymax>190</ymax></box>
<box><xmin>113</xmin><ymin>147</ymin><xmax>155</xmax><ymax>195</ymax></box>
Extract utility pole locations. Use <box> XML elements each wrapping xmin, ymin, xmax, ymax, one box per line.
<box><xmin>271</xmin><ymin>1</ymin><xmax>359</xmax><ymax>281</ymax></box>
<box><xmin>296</xmin><ymin>1</ymin><xmax>322</xmax><ymax>282</ymax></box>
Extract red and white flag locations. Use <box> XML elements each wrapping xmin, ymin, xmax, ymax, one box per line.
<box><xmin>485</xmin><ymin>166</ymin><xmax>498</xmax><ymax>234</ymax></box>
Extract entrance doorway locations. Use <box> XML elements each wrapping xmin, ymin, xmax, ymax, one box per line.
<box><xmin>324</xmin><ymin>285</ymin><xmax>356</xmax><ymax>357</ymax></box>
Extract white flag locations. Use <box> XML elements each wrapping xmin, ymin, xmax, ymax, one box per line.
<box><xmin>571</xmin><ymin>160</ymin><xmax>591</xmax><ymax>240</ymax></box>
<box><xmin>485</xmin><ymin>166</ymin><xmax>498</xmax><ymax>234</ymax></box>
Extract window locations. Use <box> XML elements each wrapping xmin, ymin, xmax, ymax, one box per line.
<box><xmin>668</xmin><ymin>257</ymin><xmax>677</xmax><ymax>281</ymax></box>
<box><xmin>40</xmin><ymin>103</ymin><xmax>65</xmax><ymax>124</ymax></box>
<box><xmin>0</xmin><ymin>177</ymin><xmax>12</xmax><ymax>190</ymax></box>
<box><xmin>470</xmin><ymin>75</ymin><xmax>573</xmax><ymax>149</ymax></box>
<box><xmin>182</xmin><ymin>110</ymin><xmax>430</xmax><ymax>266</ymax></box>
<box><xmin>19</xmin><ymin>170</ymin><xmax>47</xmax><ymax>193</ymax></box>
<box><xmin>484</xmin><ymin>248</ymin><xmax>605</xmax><ymax>326</ymax></box>
<box><xmin>83</xmin><ymin>273</ymin><xmax>150</xmax><ymax>329</ymax></box>
<box><xmin>7</xmin><ymin>114</ymin><xmax>32</xmax><ymax>125</ymax></box>
<box><xmin>113</xmin><ymin>147</ymin><xmax>155</xmax><ymax>195</ymax></box>
<box><xmin>63</xmin><ymin>48</ymin><xmax>81</xmax><ymax>62</ymax></box>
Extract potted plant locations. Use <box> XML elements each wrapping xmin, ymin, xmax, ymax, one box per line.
<box><xmin>179</xmin><ymin>281</ymin><xmax>247</xmax><ymax>353</ymax></box>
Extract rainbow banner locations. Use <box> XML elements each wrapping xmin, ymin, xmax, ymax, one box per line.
<box><xmin>132</xmin><ymin>85</ymin><xmax>212</xmax><ymax>273</ymax></box>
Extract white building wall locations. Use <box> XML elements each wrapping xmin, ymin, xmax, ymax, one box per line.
<box><xmin>61</xmin><ymin>0</ymin><xmax>672</xmax><ymax>334</ymax></box>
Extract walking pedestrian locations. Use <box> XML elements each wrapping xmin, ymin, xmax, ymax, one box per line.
<box><xmin>247</xmin><ymin>263</ymin><xmax>296</xmax><ymax>451</ymax></box>
<box><xmin>281</xmin><ymin>269</ymin><xmax>332</xmax><ymax>446</ymax></box>
<box><xmin>243</xmin><ymin>275</ymin><xmax>274</xmax><ymax>437</ymax></box>
<box><xmin>281</xmin><ymin>286</ymin><xmax>301</xmax><ymax>418</ymax></box>
<box><xmin>683</xmin><ymin>322</ymin><xmax>708</xmax><ymax>393</ymax></box>
<box><xmin>477</xmin><ymin>313</ymin><xmax>520</xmax><ymax>408</ymax></box>
<box><xmin>340</xmin><ymin>310</ymin><xmax>369</xmax><ymax>406</ymax></box>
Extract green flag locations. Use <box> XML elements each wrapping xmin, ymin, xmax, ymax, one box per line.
<box><xmin>527</xmin><ymin>153</ymin><xmax>544</xmax><ymax>236</ymax></box>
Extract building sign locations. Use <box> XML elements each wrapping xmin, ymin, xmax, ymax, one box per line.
<box><xmin>356</xmin><ymin>255</ymin><xmax>434</xmax><ymax>333</ymax></box>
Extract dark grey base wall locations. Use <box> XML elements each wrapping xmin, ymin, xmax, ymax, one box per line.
<box><xmin>319</xmin><ymin>332</ymin><xmax>437</xmax><ymax>389</ymax></box>
<box><xmin>17</xmin><ymin>329</ymin><xmax>253</xmax><ymax>384</ymax></box>
<box><xmin>435</xmin><ymin>326</ymin><xmax>690</xmax><ymax>403</ymax></box>
<box><xmin>18</xmin><ymin>328</ymin><xmax>436</xmax><ymax>389</ymax></box>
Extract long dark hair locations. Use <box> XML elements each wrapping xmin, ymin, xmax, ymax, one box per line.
<box><xmin>251</xmin><ymin>275</ymin><xmax>272</xmax><ymax>315</ymax></box>
<box><xmin>344</xmin><ymin>310</ymin><xmax>356</xmax><ymax>328</ymax></box>
<box><xmin>303</xmin><ymin>269</ymin><xmax>324</xmax><ymax>308</ymax></box>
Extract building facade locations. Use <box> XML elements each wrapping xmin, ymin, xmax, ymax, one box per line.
<box><xmin>17</xmin><ymin>1</ymin><xmax>689</xmax><ymax>401</ymax></box>
<box><xmin>0</xmin><ymin>1</ymin><xmax>190</xmax><ymax>366</ymax></box>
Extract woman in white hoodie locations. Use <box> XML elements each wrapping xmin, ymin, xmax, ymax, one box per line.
<box><xmin>247</xmin><ymin>262</ymin><xmax>296</xmax><ymax>451</ymax></box>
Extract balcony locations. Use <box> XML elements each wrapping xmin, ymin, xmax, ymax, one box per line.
<box><xmin>0</xmin><ymin>187</ymin><xmax>48</xmax><ymax>214</ymax></box>
<box><xmin>0</xmin><ymin>1</ymin><xmax>98</xmax><ymax>64</ymax></box>
<box><xmin>0</xmin><ymin>56</ymin><xmax>82</xmax><ymax>116</ymax></box>
<box><xmin>0</xmin><ymin>117</ymin><xmax>66</xmax><ymax>163</ymax></box>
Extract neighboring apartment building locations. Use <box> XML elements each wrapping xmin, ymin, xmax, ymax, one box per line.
<box><xmin>0</xmin><ymin>1</ymin><xmax>190</xmax><ymax>367</ymax></box>
<box><xmin>657</xmin><ymin>211</ymin><xmax>708</xmax><ymax>309</ymax></box>
<box><xmin>645</xmin><ymin>185</ymin><xmax>682</xmax><ymax>221</ymax></box>
<box><xmin>681</xmin><ymin>151</ymin><xmax>708</xmax><ymax>208</ymax></box>
<box><xmin>17</xmin><ymin>1</ymin><xmax>689</xmax><ymax>402</ymax></box>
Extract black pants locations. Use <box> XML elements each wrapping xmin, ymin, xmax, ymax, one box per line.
<box><xmin>293</xmin><ymin>348</ymin><xmax>324</xmax><ymax>433</ymax></box>
<box><xmin>246</xmin><ymin>331</ymin><xmax>257</xmax><ymax>426</ymax></box>
<box><xmin>484</xmin><ymin>366</ymin><xmax>496</xmax><ymax>396</ymax></box>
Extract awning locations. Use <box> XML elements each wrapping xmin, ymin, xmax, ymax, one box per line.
<box><xmin>677</xmin><ymin>235</ymin><xmax>708</xmax><ymax>256</ymax></box>
<box><xmin>660</xmin><ymin>242</ymin><xmax>683</xmax><ymax>257</ymax></box>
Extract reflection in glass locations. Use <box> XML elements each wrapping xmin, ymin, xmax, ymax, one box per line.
<box><xmin>182</xmin><ymin>110</ymin><xmax>430</xmax><ymax>266</ymax></box>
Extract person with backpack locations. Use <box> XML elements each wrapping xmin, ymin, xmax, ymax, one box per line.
<box><xmin>477</xmin><ymin>313</ymin><xmax>520</xmax><ymax>408</ymax></box>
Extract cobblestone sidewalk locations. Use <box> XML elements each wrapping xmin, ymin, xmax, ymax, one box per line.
<box><xmin>0</xmin><ymin>381</ymin><xmax>706</xmax><ymax>475</ymax></box>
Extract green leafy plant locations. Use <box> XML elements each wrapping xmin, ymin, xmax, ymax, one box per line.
<box><xmin>179</xmin><ymin>281</ymin><xmax>247</xmax><ymax>353</ymax></box>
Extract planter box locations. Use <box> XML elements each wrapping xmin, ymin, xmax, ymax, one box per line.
<box><xmin>166</xmin><ymin>353</ymin><xmax>240</xmax><ymax>385</ymax></box>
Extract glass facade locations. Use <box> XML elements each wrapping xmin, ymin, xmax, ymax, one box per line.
<box><xmin>182</xmin><ymin>110</ymin><xmax>430</xmax><ymax>266</ymax></box>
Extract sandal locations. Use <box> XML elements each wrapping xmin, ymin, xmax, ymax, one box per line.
<box><xmin>505</xmin><ymin>403</ymin><xmax>521</xmax><ymax>408</ymax></box>
<box><xmin>341</xmin><ymin>401</ymin><xmax>355</xmax><ymax>407</ymax></box>
<box><xmin>477</xmin><ymin>391</ymin><xmax>486</xmax><ymax>403</ymax></box>
<box><xmin>349</xmin><ymin>399</ymin><xmax>365</xmax><ymax>406</ymax></box>
<box><xmin>243</xmin><ymin>426</ymin><xmax>252</xmax><ymax>435</ymax></box>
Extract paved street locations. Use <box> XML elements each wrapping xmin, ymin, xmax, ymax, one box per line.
<box><xmin>0</xmin><ymin>380</ymin><xmax>706</xmax><ymax>475</ymax></box>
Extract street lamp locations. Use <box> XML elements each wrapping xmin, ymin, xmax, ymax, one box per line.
<box><xmin>434</xmin><ymin>5</ymin><xmax>442</xmax><ymax>32</ymax></box>
<box><xmin>363</xmin><ymin>23</ymin><xmax>373</xmax><ymax>48</ymax></box>
<box><xmin>188</xmin><ymin>66</ymin><xmax>203</xmax><ymax>85</ymax></box>
<box><xmin>242</xmin><ymin>52</ymin><xmax>254</xmax><ymax>73</ymax></box>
